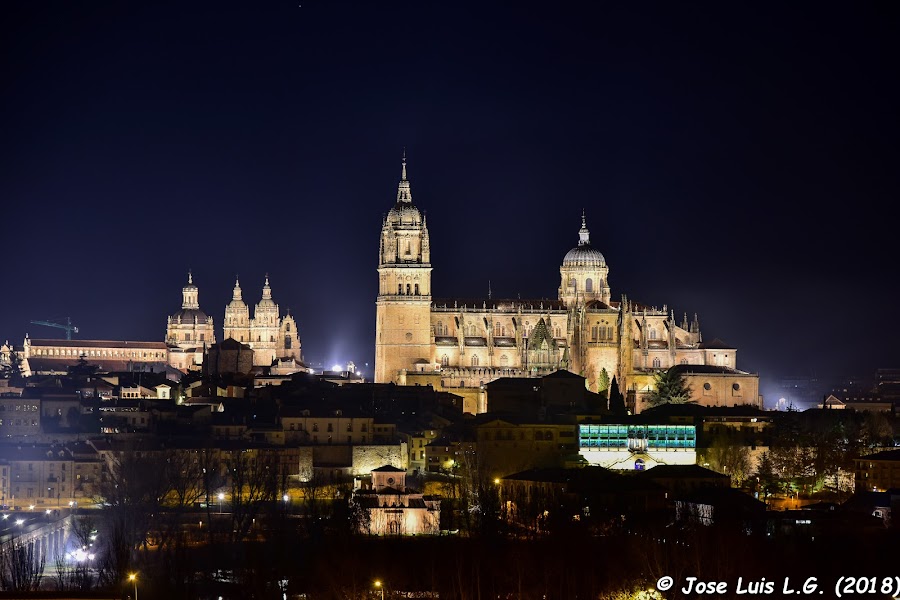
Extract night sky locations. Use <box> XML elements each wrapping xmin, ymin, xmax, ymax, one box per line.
<box><xmin>3</xmin><ymin>2</ymin><xmax>898</xmax><ymax>402</ymax></box>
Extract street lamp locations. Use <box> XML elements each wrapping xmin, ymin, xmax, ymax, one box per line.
<box><xmin>217</xmin><ymin>492</ymin><xmax>224</xmax><ymax>514</ymax></box>
<box><xmin>128</xmin><ymin>573</ymin><xmax>138</xmax><ymax>600</ymax></box>
<box><xmin>374</xmin><ymin>580</ymin><xmax>384</xmax><ymax>600</ymax></box>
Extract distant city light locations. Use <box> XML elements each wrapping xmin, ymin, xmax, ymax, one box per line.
<box><xmin>332</xmin><ymin>364</ymin><xmax>342</xmax><ymax>371</ymax></box>
<box><xmin>15</xmin><ymin>519</ymin><xmax>23</xmax><ymax>526</ymax></box>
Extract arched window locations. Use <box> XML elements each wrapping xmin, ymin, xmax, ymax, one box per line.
<box><xmin>406</xmin><ymin>283</ymin><xmax>411</xmax><ymax>295</ymax></box>
<box><xmin>414</xmin><ymin>283</ymin><xmax>419</xmax><ymax>295</ymax></box>
<box><xmin>652</xmin><ymin>357</ymin><xmax>661</xmax><ymax>368</ymax></box>
<box><xmin>568</xmin><ymin>278</ymin><xmax>576</xmax><ymax>288</ymax></box>
<box><xmin>591</xmin><ymin>323</ymin><xmax>599</xmax><ymax>341</ymax></box>
<box><xmin>441</xmin><ymin>355</ymin><xmax>449</xmax><ymax>367</ymax></box>
<box><xmin>494</xmin><ymin>322</ymin><xmax>501</xmax><ymax>337</ymax></box>
<box><xmin>649</xmin><ymin>328</ymin><xmax>657</xmax><ymax>340</ymax></box>
<box><xmin>436</xmin><ymin>321</ymin><xmax>443</xmax><ymax>335</ymax></box>
<box><xmin>286</xmin><ymin>323</ymin><xmax>291</xmax><ymax>332</ymax></box>
<box><xmin>285</xmin><ymin>336</ymin><xmax>292</xmax><ymax>349</ymax></box>
<box><xmin>398</xmin><ymin>283</ymin><xmax>403</xmax><ymax>295</ymax></box>
<box><xmin>681</xmin><ymin>358</ymin><xmax>688</xmax><ymax>365</ymax></box>
<box><xmin>471</xmin><ymin>355</ymin><xmax>479</xmax><ymax>367</ymax></box>
<box><xmin>555</xmin><ymin>327</ymin><xmax>561</xmax><ymax>337</ymax></box>
<box><xmin>606</xmin><ymin>325</ymin><xmax>613</xmax><ymax>340</ymax></box>
<box><xmin>585</xmin><ymin>278</ymin><xmax>593</xmax><ymax>292</ymax></box>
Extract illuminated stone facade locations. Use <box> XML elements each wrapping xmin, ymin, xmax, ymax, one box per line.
<box><xmin>165</xmin><ymin>273</ymin><xmax>216</xmax><ymax>371</ymax></box>
<box><xmin>351</xmin><ymin>465</ymin><xmax>440</xmax><ymax>535</ymax></box>
<box><xmin>222</xmin><ymin>276</ymin><xmax>300</xmax><ymax>367</ymax></box>
<box><xmin>374</xmin><ymin>157</ymin><xmax>760</xmax><ymax>413</ymax></box>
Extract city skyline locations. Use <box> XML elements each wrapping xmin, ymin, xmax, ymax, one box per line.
<box><xmin>3</xmin><ymin>2</ymin><xmax>899</xmax><ymax>394</ymax></box>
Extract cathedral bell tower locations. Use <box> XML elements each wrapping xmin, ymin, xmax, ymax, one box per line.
<box><xmin>375</xmin><ymin>153</ymin><xmax>433</xmax><ymax>383</ymax></box>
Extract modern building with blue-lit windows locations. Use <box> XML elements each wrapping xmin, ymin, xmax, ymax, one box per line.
<box><xmin>578</xmin><ymin>423</ymin><xmax>697</xmax><ymax>470</ymax></box>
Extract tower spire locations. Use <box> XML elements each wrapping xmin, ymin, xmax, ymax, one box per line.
<box><xmin>397</xmin><ymin>150</ymin><xmax>412</xmax><ymax>203</ymax></box>
<box><xmin>578</xmin><ymin>212</ymin><xmax>590</xmax><ymax>246</ymax></box>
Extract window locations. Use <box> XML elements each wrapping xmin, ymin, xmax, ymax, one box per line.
<box><xmin>414</xmin><ymin>283</ymin><xmax>420</xmax><ymax>295</ymax></box>
<box><xmin>585</xmin><ymin>278</ymin><xmax>593</xmax><ymax>292</ymax></box>
<box><xmin>398</xmin><ymin>283</ymin><xmax>403</xmax><ymax>294</ymax></box>
<box><xmin>649</xmin><ymin>328</ymin><xmax>657</xmax><ymax>340</ymax></box>
<box><xmin>591</xmin><ymin>324</ymin><xmax>599</xmax><ymax>341</ymax></box>
<box><xmin>652</xmin><ymin>357</ymin><xmax>661</xmax><ymax>368</ymax></box>
<box><xmin>347</xmin><ymin>423</ymin><xmax>353</xmax><ymax>432</ymax></box>
<box><xmin>441</xmin><ymin>355</ymin><xmax>449</xmax><ymax>367</ymax></box>
<box><xmin>286</xmin><ymin>323</ymin><xmax>291</xmax><ymax>332</ymax></box>
<box><xmin>327</xmin><ymin>423</ymin><xmax>333</xmax><ymax>432</ymax></box>
<box><xmin>471</xmin><ymin>355</ymin><xmax>479</xmax><ymax>367</ymax></box>
<box><xmin>285</xmin><ymin>336</ymin><xmax>292</xmax><ymax>349</ymax></box>
<box><xmin>184</xmin><ymin>333</ymin><xmax>191</xmax><ymax>341</ymax></box>
<box><xmin>406</xmin><ymin>283</ymin><xmax>411</xmax><ymax>295</ymax></box>
<box><xmin>312</xmin><ymin>423</ymin><xmax>319</xmax><ymax>432</ymax></box>
<box><xmin>500</xmin><ymin>355</ymin><xmax>508</xmax><ymax>367</ymax></box>
<box><xmin>200</xmin><ymin>334</ymin><xmax>205</xmax><ymax>342</ymax></box>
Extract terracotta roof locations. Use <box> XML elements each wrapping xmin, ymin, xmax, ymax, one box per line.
<box><xmin>29</xmin><ymin>339</ymin><xmax>167</xmax><ymax>349</ymax></box>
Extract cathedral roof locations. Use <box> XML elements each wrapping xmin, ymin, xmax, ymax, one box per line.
<box><xmin>562</xmin><ymin>214</ymin><xmax>606</xmax><ymax>268</ymax></box>
<box><xmin>432</xmin><ymin>298</ymin><xmax>567</xmax><ymax>312</ymax></box>
<box><xmin>171</xmin><ymin>308</ymin><xmax>209</xmax><ymax>323</ymax></box>
<box><xmin>385</xmin><ymin>153</ymin><xmax>424</xmax><ymax>226</ymax></box>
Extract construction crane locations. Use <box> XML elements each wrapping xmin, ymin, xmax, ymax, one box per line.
<box><xmin>29</xmin><ymin>317</ymin><xmax>79</xmax><ymax>340</ymax></box>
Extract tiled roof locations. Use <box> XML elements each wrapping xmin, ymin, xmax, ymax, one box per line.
<box><xmin>30</xmin><ymin>339</ymin><xmax>168</xmax><ymax>349</ymax></box>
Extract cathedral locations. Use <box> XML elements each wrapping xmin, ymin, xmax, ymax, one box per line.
<box><xmin>165</xmin><ymin>273</ymin><xmax>301</xmax><ymax>371</ymax></box>
<box><xmin>166</xmin><ymin>273</ymin><xmax>216</xmax><ymax>371</ymax></box>
<box><xmin>374</xmin><ymin>156</ymin><xmax>760</xmax><ymax>414</ymax></box>
<box><xmin>222</xmin><ymin>276</ymin><xmax>300</xmax><ymax>367</ymax></box>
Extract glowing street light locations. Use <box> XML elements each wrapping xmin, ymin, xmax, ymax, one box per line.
<box><xmin>128</xmin><ymin>573</ymin><xmax>138</xmax><ymax>600</ymax></box>
<box><xmin>217</xmin><ymin>492</ymin><xmax>224</xmax><ymax>514</ymax></box>
<box><xmin>374</xmin><ymin>580</ymin><xmax>384</xmax><ymax>600</ymax></box>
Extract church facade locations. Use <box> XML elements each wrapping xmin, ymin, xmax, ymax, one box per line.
<box><xmin>166</xmin><ymin>273</ymin><xmax>216</xmax><ymax>371</ymax></box>
<box><xmin>374</xmin><ymin>157</ymin><xmax>760</xmax><ymax>414</ymax></box>
<box><xmin>222</xmin><ymin>276</ymin><xmax>300</xmax><ymax>367</ymax></box>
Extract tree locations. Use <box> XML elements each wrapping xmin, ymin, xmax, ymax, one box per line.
<box><xmin>0</xmin><ymin>534</ymin><xmax>45</xmax><ymax>592</ymax></box>
<box><xmin>754</xmin><ymin>451</ymin><xmax>778</xmax><ymax>502</ymax></box>
<box><xmin>608</xmin><ymin>376</ymin><xmax>627</xmax><ymax>416</ymax></box>
<box><xmin>597</xmin><ymin>368</ymin><xmax>610</xmax><ymax>398</ymax></box>
<box><xmin>646</xmin><ymin>368</ymin><xmax>693</xmax><ymax>407</ymax></box>
<box><xmin>702</xmin><ymin>434</ymin><xmax>752</xmax><ymax>487</ymax></box>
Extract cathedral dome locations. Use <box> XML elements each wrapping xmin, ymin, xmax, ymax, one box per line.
<box><xmin>172</xmin><ymin>308</ymin><xmax>208</xmax><ymax>323</ymax></box>
<box><xmin>562</xmin><ymin>214</ymin><xmax>605</xmax><ymax>267</ymax></box>
<box><xmin>563</xmin><ymin>244</ymin><xmax>605</xmax><ymax>267</ymax></box>
<box><xmin>385</xmin><ymin>153</ymin><xmax>423</xmax><ymax>226</ymax></box>
<box><xmin>386</xmin><ymin>201</ymin><xmax>423</xmax><ymax>225</ymax></box>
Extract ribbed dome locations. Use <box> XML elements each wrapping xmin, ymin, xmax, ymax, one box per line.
<box><xmin>386</xmin><ymin>201</ymin><xmax>423</xmax><ymax>225</ymax></box>
<box><xmin>562</xmin><ymin>214</ymin><xmax>605</xmax><ymax>267</ymax></box>
<box><xmin>563</xmin><ymin>244</ymin><xmax>605</xmax><ymax>267</ymax></box>
<box><xmin>172</xmin><ymin>308</ymin><xmax>208</xmax><ymax>323</ymax></box>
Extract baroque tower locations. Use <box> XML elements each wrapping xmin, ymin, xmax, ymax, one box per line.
<box><xmin>224</xmin><ymin>278</ymin><xmax>251</xmax><ymax>343</ymax></box>
<box><xmin>374</xmin><ymin>153</ymin><xmax>433</xmax><ymax>383</ymax></box>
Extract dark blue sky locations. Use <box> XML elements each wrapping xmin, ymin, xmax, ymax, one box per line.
<box><xmin>2</xmin><ymin>1</ymin><xmax>898</xmax><ymax>395</ymax></box>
